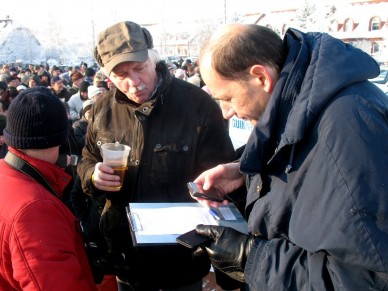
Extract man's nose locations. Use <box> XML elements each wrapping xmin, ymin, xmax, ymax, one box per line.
<box><xmin>126</xmin><ymin>74</ymin><xmax>140</xmax><ymax>87</ymax></box>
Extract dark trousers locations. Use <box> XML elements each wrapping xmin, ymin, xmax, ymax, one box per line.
<box><xmin>116</xmin><ymin>278</ymin><xmax>202</xmax><ymax>291</ymax></box>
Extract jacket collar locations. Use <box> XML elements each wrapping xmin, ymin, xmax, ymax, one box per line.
<box><xmin>8</xmin><ymin>147</ymin><xmax>71</xmax><ymax>198</ymax></box>
<box><xmin>240</xmin><ymin>28</ymin><xmax>380</xmax><ymax>175</ymax></box>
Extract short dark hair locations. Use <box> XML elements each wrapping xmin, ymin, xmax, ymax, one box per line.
<box><xmin>85</xmin><ymin>67</ymin><xmax>96</xmax><ymax>77</ymax></box>
<box><xmin>200</xmin><ymin>24</ymin><xmax>286</xmax><ymax>80</ymax></box>
<box><xmin>79</xmin><ymin>81</ymin><xmax>91</xmax><ymax>93</ymax></box>
<box><xmin>29</xmin><ymin>75</ymin><xmax>41</xmax><ymax>85</ymax></box>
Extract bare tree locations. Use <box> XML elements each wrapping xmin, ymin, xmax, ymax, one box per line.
<box><xmin>294</xmin><ymin>0</ymin><xmax>317</xmax><ymax>30</ymax></box>
<box><xmin>294</xmin><ymin>0</ymin><xmax>336</xmax><ymax>32</ymax></box>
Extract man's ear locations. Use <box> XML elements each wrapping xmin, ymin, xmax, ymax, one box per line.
<box><xmin>249</xmin><ymin>65</ymin><xmax>276</xmax><ymax>93</ymax></box>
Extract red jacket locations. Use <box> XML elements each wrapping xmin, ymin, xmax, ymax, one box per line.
<box><xmin>0</xmin><ymin>148</ymin><xmax>97</xmax><ymax>291</ymax></box>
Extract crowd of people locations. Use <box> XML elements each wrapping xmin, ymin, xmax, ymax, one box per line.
<box><xmin>0</xmin><ymin>21</ymin><xmax>226</xmax><ymax>291</ymax></box>
<box><xmin>0</xmin><ymin>51</ymin><xmax>212</xmax><ymax>166</ymax></box>
<box><xmin>0</xmin><ymin>62</ymin><xmax>113</xmax><ymax>113</ymax></box>
<box><xmin>0</xmin><ymin>19</ymin><xmax>387</xmax><ymax>291</ymax></box>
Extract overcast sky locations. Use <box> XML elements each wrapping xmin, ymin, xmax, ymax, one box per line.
<box><xmin>2</xmin><ymin>0</ymin><xmax>336</xmax><ymax>48</ymax></box>
<box><xmin>0</xmin><ymin>0</ymin><xmax>262</xmax><ymax>46</ymax></box>
<box><xmin>1</xmin><ymin>0</ymin><xmax>304</xmax><ymax>32</ymax></box>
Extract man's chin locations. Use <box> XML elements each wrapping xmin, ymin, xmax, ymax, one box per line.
<box><xmin>126</xmin><ymin>92</ymin><xmax>148</xmax><ymax>104</ymax></box>
<box><xmin>238</xmin><ymin>116</ymin><xmax>257</xmax><ymax>126</ymax></box>
<box><xmin>249</xmin><ymin>119</ymin><xmax>257</xmax><ymax>126</ymax></box>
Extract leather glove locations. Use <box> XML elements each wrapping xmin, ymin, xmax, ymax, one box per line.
<box><xmin>195</xmin><ymin>224</ymin><xmax>255</xmax><ymax>282</ymax></box>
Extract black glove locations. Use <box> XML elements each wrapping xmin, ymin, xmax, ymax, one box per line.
<box><xmin>195</xmin><ymin>224</ymin><xmax>255</xmax><ymax>282</ymax></box>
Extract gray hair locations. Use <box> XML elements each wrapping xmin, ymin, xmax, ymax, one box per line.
<box><xmin>148</xmin><ymin>49</ymin><xmax>161</xmax><ymax>65</ymax></box>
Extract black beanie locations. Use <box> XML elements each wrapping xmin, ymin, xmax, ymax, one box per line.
<box><xmin>4</xmin><ymin>86</ymin><xmax>69</xmax><ymax>149</ymax></box>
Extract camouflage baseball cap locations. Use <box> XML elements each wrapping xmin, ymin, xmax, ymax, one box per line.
<box><xmin>95</xmin><ymin>21</ymin><xmax>154</xmax><ymax>75</ymax></box>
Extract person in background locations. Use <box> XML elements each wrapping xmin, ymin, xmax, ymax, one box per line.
<box><xmin>68</xmin><ymin>80</ymin><xmax>90</xmax><ymax>121</ymax></box>
<box><xmin>0</xmin><ymin>64</ymin><xmax>11</xmax><ymax>82</ymax></box>
<box><xmin>0</xmin><ymin>114</ymin><xmax>7</xmax><ymax>158</ymax></box>
<box><xmin>167</xmin><ymin>63</ymin><xmax>177</xmax><ymax>76</ymax></box>
<box><xmin>18</xmin><ymin>69</ymin><xmax>31</xmax><ymax>87</ymax></box>
<box><xmin>0</xmin><ymin>64</ymin><xmax>10</xmax><ymax>82</ymax></box>
<box><xmin>81</xmin><ymin>62</ymin><xmax>88</xmax><ymax>74</ymax></box>
<box><xmin>93</xmin><ymin>70</ymin><xmax>106</xmax><ymax>85</ymax></box>
<box><xmin>78</xmin><ymin>21</ymin><xmax>236</xmax><ymax>290</ymax></box>
<box><xmin>85</xmin><ymin>68</ymin><xmax>96</xmax><ymax>84</ymax></box>
<box><xmin>177</xmin><ymin>57</ymin><xmax>184</xmax><ymax>68</ymax></box>
<box><xmin>88</xmin><ymin>85</ymin><xmax>103</xmax><ymax>101</ymax></box>
<box><xmin>187</xmin><ymin>66</ymin><xmax>202</xmax><ymax>88</ymax></box>
<box><xmin>51</xmin><ymin>76</ymin><xmax>72</xmax><ymax>102</ymax></box>
<box><xmin>33</xmin><ymin>65</ymin><xmax>45</xmax><ymax>76</ymax></box>
<box><xmin>0</xmin><ymin>87</ymin><xmax>18</xmax><ymax>115</ymax></box>
<box><xmin>16</xmin><ymin>84</ymin><xmax>28</xmax><ymax>94</ymax></box>
<box><xmin>71</xmin><ymin>97</ymin><xmax>118</xmax><ymax>291</ymax></box>
<box><xmin>95</xmin><ymin>80</ymin><xmax>109</xmax><ymax>93</ymax></box>
<box><xmin>40</xmin><ymin>71</ymin><xmax>51</xmax><ymax>87</ymax></box>
<box><xmin>57</xmin><ymin>103</ymin><xmax>81</xmax><ymax>211</ymax></box>
<box><xmin>69</xmin><ymin>71</ymin><xmax>85</xmax><ymax>96</ymax></box>
<box><xmin>5</xmin><ymin>75</ymin><xmax>19</xmax><ymax>89</ymax></box>
<box><xmin>0</xmin><ymin>81</ymin><xmax>8</xmax><ymax>114</ymax></box>
<box><xmin>73</xmin><ymin>99</ymin><xmax>94</xmax><ymax>151</ymax></box>
<box><xmin>51</xmin><ymin>65</ymin><xmax>61</xmax><ymax>78</ymax></box>
<box><xmin>191</xmin><ymin>23</ymin><xmax>388</xmax><ymax>290</ymax></box>
<box><xmin>16</xmin><ymin>65</ymin><xmax>24</xmax><ymax>74</ymax></box>
<box><xmin>61</xmin><ymin>66</ymin><xmax>73</xmax><ymax>85</ymax></box>
<box><xmin>28</xmin><ymin>75</ymin><xmax>41</xmax><ymax>88</ymax></box>
<box><xmin>174</xmin><ymin>67</ymin><xmax>187</xmax><ymax>80</ymax></box>
<box><xmin>181</xmin><ymin>59</ymin><xmax>194</xmax><ymax>78</ymax></box>
<box><xmin>8</xmin><ymin>67</ymin><xmax>18</xmax><ymax>78</ymax></box>
<box><xmin>0</xmin><ymin>87</ymin><xmax>97</xmax><ymax>290</ymax></box>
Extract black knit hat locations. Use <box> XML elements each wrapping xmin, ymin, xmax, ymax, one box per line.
<box><xmin>3</xmin><ymin>86</ymin><xmax>69</xmax><ymax>149</ymax></box>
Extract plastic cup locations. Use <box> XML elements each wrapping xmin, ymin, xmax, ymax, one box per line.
<box><xmin>101</xmin><ymin>142</ymin><xmax>131</xmax><ymax>189</ymax></box>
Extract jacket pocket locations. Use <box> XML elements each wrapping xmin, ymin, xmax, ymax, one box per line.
<box><xmin>150</xmin><ymin>138</ymin><xmax>191</xmax><ymax>185</ymax></box>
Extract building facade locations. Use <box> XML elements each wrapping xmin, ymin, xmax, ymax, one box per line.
<box><xmin>150</xmin><ymin>0</ymin><xmax>387</xmax><ymax>64</ymax></box>
<box><xmin>247</xmin><ymin>0</ymin><xmax>388</xmax><ymax>64</ymax></box>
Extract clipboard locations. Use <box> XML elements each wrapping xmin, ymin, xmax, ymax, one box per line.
<box><xmin>126</xmin><ymin>202</ymin><xmax>247</xmax><ymax>247</ymax></box>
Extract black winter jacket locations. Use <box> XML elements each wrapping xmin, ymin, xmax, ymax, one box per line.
<box><xmin>242</xmin><ymin>28</ymin><xmax>388</xmax><ymax>290</ymax></box>
<box><xmin>77</xmin><ymin>62</ymin><xmax>236</xmax><ymax>289</ymax></box>
<box><xmin>72</xmin><ymin>118</ymin><xmax>88</xmax><ymax>151</ymax></box>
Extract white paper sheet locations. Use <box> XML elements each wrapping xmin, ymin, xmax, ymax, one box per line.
<box><xmin>132</xmin><ymin>205</ymin><xmax>217</xmax><ymax>235</ymax></box>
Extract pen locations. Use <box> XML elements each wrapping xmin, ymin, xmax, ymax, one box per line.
<box><xmin>209</xmin><ymin>208</ymin><xmax>221</xmax><ymax>220</ymax></box>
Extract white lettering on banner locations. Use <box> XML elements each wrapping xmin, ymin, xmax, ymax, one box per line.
<box><xmin>229</xmin><ymin>116</ymin><xmax>254</xmax><ymax>150</ymax></box>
